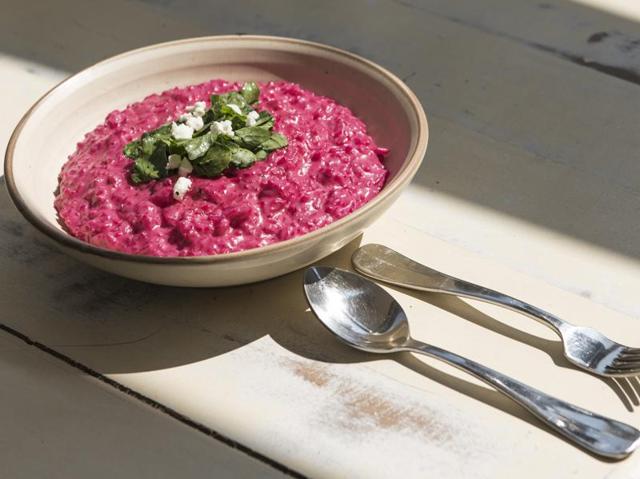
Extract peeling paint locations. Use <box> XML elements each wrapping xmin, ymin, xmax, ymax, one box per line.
<box><xmin>288</xmin><ymin>360</ymin><xmax>331</xmax><ymax>388</ymax></box>
<box><xmin>284</xmin><ymin>358</ymin><xmax>458</xmax><ymax>445</ymax></box>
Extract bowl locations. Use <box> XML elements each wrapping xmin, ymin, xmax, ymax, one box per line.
<box><xmin>4</xmin><ymin>35</ymin><xmax>428</xmax><ymax>287</ymax></box>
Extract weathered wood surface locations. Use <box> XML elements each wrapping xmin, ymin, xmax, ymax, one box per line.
<box><xmin>0</xmin><ymin>330</ymin><xmax>288</xmax><ymax>478</ymax></box>
<box><xmin>2</xmin><ymin>0</ymin><xmax>640</xmax><ymax>477</ymax></box>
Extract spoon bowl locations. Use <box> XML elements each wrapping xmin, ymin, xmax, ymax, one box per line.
<box><xmin>304</xmin><ymin>266</ymin><xmax>410</xmax><ymax>352</ymax></box>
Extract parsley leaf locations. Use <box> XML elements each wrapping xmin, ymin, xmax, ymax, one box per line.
<box><xmin>231</xmin><ymin>148</ymin><xmax>257</xmax><ymax>168</ymax></box>
<box><xmin>253</xmin><ymin>111</ymin><xmax>274</xmax><ymax>130</ymax></box>
<box><xmin>148</xmin><ymin>143</ymin><xmax>169</xmax><ymax>175</ymax></box>
<box><xmin>241</xmin><ymin>82</ymin><xmax>260</xmax><ymax>105</ymax></box>
<box><xmin>130</xmin><ymin>143</ymin><xmax>169</xmax><ymax>184</ymax></box>
<box><xmin>260</xmin><ymin>132</ymin><xmax>288</xmax><ymax>152</ymax></box>
<box><xmin>131</xmin><ymin>158</ymin><xmax>159</xmax><ymax>184</ymax></box>
<box><xmin>183</xmin><ymin>132</ymin><xmax>216</xmax><ymax>161</ymax></box>
<box><xmin>234</xmin><ymin>126</ymin><xmax>271</xmax><ymax>149</ymax></box>
<box><xmin>193</xmin><ymin>143</ymin><xmax>235</xmax><ymax>177</ymax></box>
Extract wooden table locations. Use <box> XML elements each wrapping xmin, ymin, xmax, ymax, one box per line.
<box><xmin>2</xmin><ymin>1</ymin><xmax>640</xmax><ymax>477</ymax></box>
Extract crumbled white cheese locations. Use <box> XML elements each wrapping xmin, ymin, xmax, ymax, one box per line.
<box><xmin>193</xmin><ymin>101</ymin><xmax>207</xmax><ymax>116</ymax></box>
<box><xmin>210</xmin><ymin>120</ymin><xmax>234</xmax><ymax>137</ymax></box>
<box><xmin>246</xmin><ymin>110</ymin><xmax>260</xmax><ymax>127</ymax></box>
<box><xmin>185</xmin><ymin>114</ymin><xmax>204</xmax><ymax>131</ymax></box>
<box><xmin>228</xmin><ymin>104</ymin><xmax>242</xmax><ymax>115</ymax></box>
<box><xmin>178</xmin><ymin>157</ymin><xmax>193</xmax><ymax>177</ymax></box>
<box><xmin>166</xmin><ymin>154</ymin><xmax>182</xmax><ymax>170</ymax></box>
<box><xmin>186</xmin><ymin>101</ymin><xmax>207</xmax><ymax>116</ymax></box>
<box><xmin>171</xmin><ymin>122</ymin><xmax>194</xmax><ymax>140</ymax></box>
<box><xmin>173</xmin><ymin>177</ymin><xmax>192</xmax><ymax>201</ymax></box>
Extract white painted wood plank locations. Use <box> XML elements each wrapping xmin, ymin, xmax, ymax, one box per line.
<box><xmin>0</xmin><ymin>53</ymin><xmax>65</xmax><ymax>163</ymax></box>
<box><xmin>0</xmin><ymin>331</ymin><xmax>288</xmax><ymax>479</ymax></box>
<box><xmin>573</xmin><ymin>0</ymin><xmax>640</xmax><ymax>22</ymax></box>
<box><xmin>400</xmin><ymin>0</ymin><xmax>640</xmax><ymax>81</ymax></box>
<box><xmin>2</xmin><ymin>186</ymin><xmax>640</xmax><ymax>477</ymax></box>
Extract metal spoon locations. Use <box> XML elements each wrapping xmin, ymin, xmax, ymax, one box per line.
<box><xmin>303</xmin><ymin>266</ymin><xmax>640</xmax><ymax>459</ymax></box>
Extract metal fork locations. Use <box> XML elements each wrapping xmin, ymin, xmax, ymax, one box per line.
<box><xmin>352</xmin><ymin>244</ymin><xmax>640</xmax><ymax>377</ymax></box>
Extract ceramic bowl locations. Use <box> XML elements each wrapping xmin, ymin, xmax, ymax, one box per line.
<box><xmin>4</xmin><ymin>35</ymin><xmax>428</xmax><ymax>287</ymax></box>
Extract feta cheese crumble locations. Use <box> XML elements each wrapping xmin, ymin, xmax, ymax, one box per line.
<box><xmin>228</xmin><ymin>103</ymin><xmax>242</xmax><ymax>115</ymax></box>
<box><xmin>173</xmin><ymin>176</ymin><xmax>192</xmax><ymax>201</ymax></box>
<box><xmin>180</xmin><ymin>101</ymin><xmax>207</xmax><ymax>121</ymax></box>
<box><xmin>211</xmin><ymin>120</ymin><xmax>234</xmax><ymax>137</ymax></box>
<box><xmin>178</xmin><ymin>158</ymin><xmax>193</xmax><ymax>177</ymax></box>
<box><xmin>186</xmin><ymin>101</ymin><xmax>206</xmax><ymax>114</ymax></box>
<box><xmin>166</xmin><ymin>154</ymin><xmax>182</xmax><ymax>170</ymax></box>
<box><xmin>246</xmin><ymin>110</ymin><xmax>260</xmax><ymax>127</ymax></box>
<box><xmin>185</xmin><ymin>114</ymin><xmax>204</xmax><ymax>131</ymax></box>
<box><xmin>171</xmin><ymin>122</ymin><xmax>194</xmax><ymax>140</ymax></box>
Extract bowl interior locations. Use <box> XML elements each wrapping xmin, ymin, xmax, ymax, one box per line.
<box><xmin>8</xmin><ymin>36</ymin><xmax>422</xmax><ymax>254</ymax></box>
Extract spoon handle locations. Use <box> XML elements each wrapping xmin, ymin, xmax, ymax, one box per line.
<box><xmin>352</xmin><ymin>244</ymin><xmax>567</xmax><ymax>335</ymax></box>
<box><xmin>404</xmin><ymin>338</ymin><xmax>640</xmax><ymax>458</ymax></box>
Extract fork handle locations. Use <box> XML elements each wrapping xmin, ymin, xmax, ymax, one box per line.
<box><xmin>431</xmin><ymin>270</ymin><xmax>568</xmax><ymax>334</ymax></box>
<box><xmin>352</xmin><ymin>244</ymin><xmax>568</xmax><ymax>335</ymax></box>
<box><xmin>404</xmin><ymin>338</ymin><xmax>640</xmax><ymax>458</ymax></box>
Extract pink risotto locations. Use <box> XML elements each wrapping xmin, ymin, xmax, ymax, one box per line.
<box><xmin>54</xmin><ymin>80</ymin><xmax>388</xmax><ymax>256</ymax></box>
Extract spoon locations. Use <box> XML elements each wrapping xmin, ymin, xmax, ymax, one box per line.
<box><xmin>303</xmin><ymin>266</ymin><xmax>640</xmax><ymax>459</ymax></box>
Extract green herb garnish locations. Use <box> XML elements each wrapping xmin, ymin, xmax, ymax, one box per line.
<box><xmin>123</xmin><ymin>82</ymin><xmax>287</xmax><ymax>184</ymax></box>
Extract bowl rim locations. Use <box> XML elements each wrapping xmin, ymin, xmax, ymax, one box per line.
<box><xmin>4</xmin><ymin>34</ymin><xmax>428</xmax><ymax>265</ymax></box>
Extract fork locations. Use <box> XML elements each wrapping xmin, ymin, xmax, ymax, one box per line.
<box><xmin>352</xmin><ymin>244</ymin><xmax>640</xmax><ymax>377</ymax></box>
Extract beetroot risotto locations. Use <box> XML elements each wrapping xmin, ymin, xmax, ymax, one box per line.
<box><xmin>54</xmin><ymin>80</ymin><xmax>389</xmax><ymax>256</ymax></box>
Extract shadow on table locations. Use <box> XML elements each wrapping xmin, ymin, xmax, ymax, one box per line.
<box><xmin>380</xmin><ymin>283</ymin><xmax>640</xmax><ymax>413</ymax></box>
<box><xmin>0</xmin><ymin>177</ymin><xmax>631</xmax><ymax>462</ymax></box>
<box><xmin>0</xmin><ymin>176</ymin><xmax>363</xmax><ymax>372</ymax></box>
